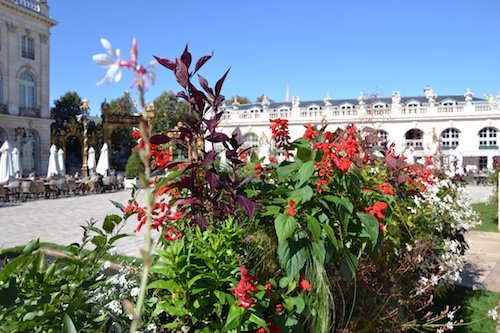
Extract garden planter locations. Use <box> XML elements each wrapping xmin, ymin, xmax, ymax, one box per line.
<box><xmin>124</xmin><ymin>178</ymin><xmax>141</xmax><ymax>189</ymax></box>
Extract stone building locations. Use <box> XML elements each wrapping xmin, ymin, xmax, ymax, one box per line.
<box><xmin>219</xmin><ymin>87</ymin><xmax>500</xmax><ymax>170</ymax></box>
<box><xmin>0</xmin><ymin>0</ymin><xmax>56</xmax><ymax>175</ymax></box>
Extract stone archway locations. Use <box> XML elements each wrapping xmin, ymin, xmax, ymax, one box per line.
<box><xmin>65</xmin><ymin>135</ymin><xmax>82</xmax><ymax>175</ymax></box>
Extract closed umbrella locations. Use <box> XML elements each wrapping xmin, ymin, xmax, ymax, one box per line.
<box><xmin>47</xmin><ymin>144</ymin><xmax>60</xmax><ymax>177</ymax></box>
<box><xmin>95</xmin><ymin>143</ymin><xmax>110</xmax><ymax>176</ymax></box>
<box><xmin>11</xmin><ymin>147</ymin><xmax>22</xmax><ymax>177</ymax></box>
<box><xmin>57</xmin><ymin>148</ymin><xmax>66</xmax><ymax>175</ymax></box>
<box><xmin>87</xmin><ymin>147</ymin><xmax>96</xmax><ymax>174</ymax></box>
<box><xmin>0</xmin><ymin>140</ymin><xmax>15</xmax><ymax>183</ymax></box>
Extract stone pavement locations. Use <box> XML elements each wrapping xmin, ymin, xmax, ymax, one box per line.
<box><xmin>0</xmin><ymin>185</ymin><xmax>499</xmax><ymax>293</ymax></box>
<box><xmin>0</xmin><ymin>189</ymin><xmax>147</xmax><ymax>257</ymax></box>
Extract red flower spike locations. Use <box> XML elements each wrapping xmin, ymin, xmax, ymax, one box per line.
<box><xmin>299</xmin><ymin>277</ymin><xmax>312</xmax><ymax>291</ymax></box>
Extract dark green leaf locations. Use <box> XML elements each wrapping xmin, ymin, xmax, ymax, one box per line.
<box><xmin>63</xmin><ymin>314</ymin><xmax>78</xmax><ymax>333</ymax></box>
<box><xmin>306</xmin><ymin>216</ymin><xmax>321</xmax><ymax>239</ymax></box>
<box><xmin>277</xmin><ymin>161</ymin><xmax>298</xmax><ymax>181</ymax></box>
<box><xmin>323</xmin><ymin>195</ymin><xmax>354</xmax><ymax>213</ymax></box>
<box><xmin>340</xmin><ymin>251</ymin><xmax>359</xmax><ymax>281</ymax></box>
<box><xmin>147</xmin><ymin>279</ymin><xmax>183</xmax><ymax>293</ymax></box>
<box><xmin>222</xmin><ymin>304</ymin><xmax>244</xmax><ymax>332</ymax></box>
<box><xmin>296</xmin><ymin>146</ymin><xmax>313</xmax><ymax>162</ymax></box>
<box><xmin>103</xmin><ymin>214</ymin><xmax>122</xmax><ymax>233</ymax></box>
<box><xmin>358</xmin><ymin>213</ymin><xmax>380</xmax><ymax>247</ymax></box>
<box><xmin>297</xmin><ymin>160</ymin><xmax>315</xmax><ymax>188</ymax></box>
<box><xmin>277</xmin><ymin>239</ymin><xmax>307</xmax><ymax>279</ymax></box>
<box><xmin>275</xmin><ymin>214</ymin><xmax>297</xmax><ymax>243</ymax></box>
<box><xmin>21</xmin><ymin>239</ymin><xmax>40</xmax><ymax>254</ymax></box>
<box><xmin>110</xmin><ymin>200</ymin><xmax>125</xmax><ymax>212</ymax></box>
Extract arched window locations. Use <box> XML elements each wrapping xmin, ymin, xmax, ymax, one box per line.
<box><xmin>478</xmin><ymin>127</ymin><xmax>498</xmax><ymax>148</ymax></box>
<box><xmin>376</xmin><ymin>129</ymin><xmax>388</xmax><ymax>145</ymax></box>
<box><xmin>0</xmin><ymin>127</ymin><xmax>6</xmax><ymax>146</ymax></box>
<box><xmin>243</xmin><ymin>133</ymin><xmax>259</xmax><ymax>150</ymax></box>
<box><xmin>0</xmin><ymin>71</ymin><xmax>3</xmax><ymax>105</ymax></box>
<box><xmin>405</xmin><ymin>129</ymin><xmax>424</xmax><ymax>149</ymax></box>
<box><xmin>440</xmin><ymin>128</ymin><xmax>460</xmax><ymax>149</ymax></box>
<box><xmin>19</xmin><ymin>72</ymin><xmax>36</xmax><ymax>109</ymax></box>
<box><xmin>20</xmin><ymin>129</ymin><xmax>39</xmax><ymax>173</ymax></box>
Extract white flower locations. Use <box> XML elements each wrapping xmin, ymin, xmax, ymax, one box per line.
<box><xmin>405</xmin><ymin>243</ymin><xmax>413</xmax><ymax>252</ymax></box>
<box><xmin>93</xmin><ymin>38</ymin><xmax>122</xmax><ymax>85</ymax></box>
<box><xmin>487</xmin><ymin>308</ymin><xmax>498</xmax><ymax>320</ymax></box>
<box><xmin>436</xmin><ymin>328</ymin><xmax>444</xmax><ymax>333</ymax></box>
<box><xmin>446</xmin><ymin>321</ymin><xmax>454</xmax><ymax>330</ymax></box>
<box><xmin>430</xmin><ymin>275</ymin><xmax>439</xmax><ymax>286</ymax></box>
<box><xmin>103</xmin><ymin>261</ymin><xmax>111</xmax><ymax>270</ymax></box>
<box><xmin>130</xmin><ymin>287</ymin><xmax>140</xmax><ymax>297</ymax></box>
<box><xmin>447</xmin><ymin>311</ymin><xmax>455</xmax><ymax>320</ymax></box>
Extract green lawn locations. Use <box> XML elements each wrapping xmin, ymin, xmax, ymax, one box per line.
<box><xmin>472</xmin><ymin>202</ymin><xmax>499</xmax><ymax>233</ymax></box>
<box><xmin>431</xmin><ymin>286</ymin><xmax>500</xmax><ymax>333</ymax></box>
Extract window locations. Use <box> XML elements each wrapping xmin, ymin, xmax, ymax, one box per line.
<box><xmin>479</xmin><ymin>127</ymin><xmax>498</xmax><ymax>148</ymax></box>
<box><xmin>440</xmin><ymin>128</ymin><xmax>460</xmax><ymax>149</ymax></box>
<box><xmin>243</xmin><ymin>133</ymin><xmax>259</xmax><ymax>150</ymax></box>
<box><xmin>405</xmin><ymin>129</ymin><xmax>424</xmax><ymax>149</ymax></box>
<box><xmin>22</xmin><ymin>36</ymin><xmax>35</xmax><ymax>59</ymax></box>
<box><xmin>19</xmin><ymin>72</ymin><xmax>36</xmax><ymax>108</ymax></box>
<box><xmin>376</xmin><ymin>130</ymin><xmax>388</xmax><ymax>146</ymax></box>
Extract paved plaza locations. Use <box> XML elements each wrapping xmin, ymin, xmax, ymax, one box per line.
<box><xmin>0</xmin><ymin>185</ymin><xmax>499</xmax><ymax>292</ymax></box>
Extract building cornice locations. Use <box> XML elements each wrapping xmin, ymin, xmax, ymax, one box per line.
<box><xmin>0</xmin><ymin>0</ymin><xmax>57</xmax><ymax>27</ymax></box>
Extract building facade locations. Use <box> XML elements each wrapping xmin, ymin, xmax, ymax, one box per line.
<box><xmin>0</xmin><ymin>0</ymin><xmax>56</xmax><ymax>175</ymax></box>
<box><xmin>219</xmin><ymin>88</ymin><xmax>500</xmax><ymax>170</ymax></box>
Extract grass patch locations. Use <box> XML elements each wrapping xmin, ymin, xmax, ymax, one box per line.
<box><xmin>472</xmin><ymin>202</ymin><xmax>499</xmax><ymax>233</ymax></box>
<box><xmin>430</xmin><ymin>285</ymin><xmax>500</xmax><ymax>333</ymax></box>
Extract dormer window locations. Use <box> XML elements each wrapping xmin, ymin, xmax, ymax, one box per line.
<box><xmin>372</xmin><ymin>102</ymin><xmax>386</xmax><ymax>109</ymax></box>
<box><xmin>278</xmin><ymin>106</ymin><xmax>290</xmax><ymax>113</ymax></box>
<box><xmin>406</xmin><ymin>101</ymin><xmax>420</xmax><ymax>107</ymax></box>
<box><xmin>307</xmin><ymin>105</ymin><xmax>320</xmax><ymax>111</ymax></box>
<box><xmin>340</xmin><ymin>103</ymin><xmax>353</xmax><ymax>110</ymax></box>
<box><xmin>441</xmin><ymin>100</ymin><xmax>456</xmax><ymax>106</ymax></box>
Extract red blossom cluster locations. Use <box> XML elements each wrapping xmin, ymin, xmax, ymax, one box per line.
<box><xmin>164</xmin><ymin>225</ymin><xmax>183</xmax><ymax>241</ymax></box>
<box><xmin>131</xmin><ymin>129</ymin><xmax>173</xmax><ymax>170</ymax></box>
<box><xmin>257</xmin><ymin>322</ymin><xmax>281</xmax><ymax>333</ymax></box>
<box><xmin>232</xmin><ymin>264</ymin><xmax>259</xmax><ymax>309</ymax></box>
<box><xmin>375</xmin><ymin>182</ymin><xmax>395</xmax><ymax>195</ymax></box>
<box><xmin>125</xmin><ymin>199</ymin><xmax>183</xmax><ymax>232</ymax></box>
<box><xmin>299</xmin><ymin>275</ymin><xmax>312</xmax><ymax>291</ymax></box>
<box><xmin>287</xmin><ymin>200</ymin><xmax>297</xmax><ymax>216</ymax></box>
<box><xmin>270</xmin><ymin>118</ymin><xmax>292</xmax><ymax>157</ymax></box>
<box><xmin>312</xmin><ymin>125</ymin><xmax>359</xmax><ymax>192</ymax></box>
<box><xmin>364</xmin><ymin>201</ymin><xmax>388</xmax><ymax>235</ymax></box>
<box><xmin>304</xmin><ymin>123</ymin><xmax>319</xmax><ymax>141</ymax></box>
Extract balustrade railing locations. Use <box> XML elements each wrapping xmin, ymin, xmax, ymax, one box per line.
<box><xmin>19</xmin><ymin>107</ymin><xmax>41</xmax><ymax>118</ymax></box>
<box><xmin>10</xmin><ymin>0</ymin><xmax>40</xmax><ymax>12</ymax></box>
<box><xmin>0</xmin><ymin>104</ymin><xmax>7</xmax><ymax>114</ymax></box>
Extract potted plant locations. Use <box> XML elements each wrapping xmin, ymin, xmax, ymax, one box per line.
<box><xmin>124</xmin><ymin>150</ymin><xmax>144</xmax><ymax>189</ymax></box>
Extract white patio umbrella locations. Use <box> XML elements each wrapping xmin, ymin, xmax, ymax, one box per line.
<box><xmin>11</xmin><ymin>147</ymin><xmax>22</xmax><ymax>177</ymax></box>
<box><xmin>0</xmin><ymin>140</ymin><xmax>15</xmax><ymax>183</ymax></box>
<box><xmin>95</xmin><ymin>143</ymin><xmax>110</xmax><ymax>176</ymax></box>
<box><xmin>57</xmin><ymin>148</ymin><xmax>66</xmax><ymax>175</ymax></box>
<box><xmin>47</xmin><ymin>144</ymin><xmax>60</xmax><ymax>177</ymax></box>
<box><xmin>87</xmin><ymin>147</ymin><xmax>96</xmax><ymax>174</ymax></box>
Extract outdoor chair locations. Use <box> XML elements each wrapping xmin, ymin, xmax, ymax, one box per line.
<box><xmin>116</xmin><ymin>174</ymin><xmax>124</xmax><ymax>189</ymax></box>
<box><xmin>7</xmin><ymin>181</ymin><xmax>21</xmax><ymax>202</ymax></box>
<box><xmin>66</xmin><ymin>178</ymin><xmax>79</xmax><ymax>194</ymax></box>
<box><xmin>57</xmin><ymin>177</ymin><xmax>68</xmax><ymax>196</ymax></box>
<box><xmin>47</xmin><ymin>179</ymin><xmax>59</xmax><ymax>198</ymax></box>
<box><xmin>0</xmin><ymin>184</ymin><xmax>9</xmax><ymax>202</ymax></box>
<box><xmin>35</xmin><ymin>180</ymin><xmax>46</xmax><ymax>199</ymax></box>
<box><xmin>109</xmin><ymin>175</ymin><xmax>118</xmax><ymax>190</ymax></box>
<box><xmin>20</xmin><ymin>181</ymin><xmax>36</xmax><ymax>201</ymax></box>
<box><xmin>102</xmin><ymin>176</ymin><xmax>112</xmax><ymax>192</ymax></box>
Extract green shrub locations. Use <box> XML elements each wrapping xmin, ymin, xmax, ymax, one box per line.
<box><xmin>125</xmin><ymin>150</ymin><xmax>145</xmax><ymax>179</ymax></box>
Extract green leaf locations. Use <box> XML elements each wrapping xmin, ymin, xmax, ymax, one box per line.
<box><xmin>249</xmin><ymin>313</ymin><xmax>268</xmax><ymax>329</ymax></box>
<box><xmin>306</xmin><ymin>216</ymin><xmax>321</xmax><ymax>239</ymax></box>
<box><xmin>292</xmin><ymin>296</ymin><xmax>306</xmax><ymax>313</ymax></box>
<box><xmin>103</xmin><ymin>214</ymin><xmax>122</xmax><ymax>233</ymax></box>
<box><xmin>292</xmin><ymin>185</ymin><xmax>314</xmax><ymax>204</ymax></box>
<box><xmin>21</xmin><ymin>238</ymin><xmax>40</xmax><ymax>254</ymax></box>
<box><xmin>147</xmin><ymin>279</ymin><xmax>183</xmax><ymax>293</ymax></box>
<box><xmin>279</xmin><ymin>277</ymin><xmax>290</xmax><ymax>288</ymax></box>
<box><xmin>277</xmin><ymin>161</ymin><xmax>298</xmax><ymax>181</ymax></box>
<box><xmin>296</xmin><ymin>145</ymin><xmax>313</xmax><ymax>162</ymax></box>
<box><xmin>156</xmin><ymin>300</ymin><xmax>186</xmax><ymax>317</ymax></box>
<box><xmin>275</xmin><ymin>214</ymin><xmax>297</xmax><ymax>243</ymax></box>
<box><xmin>358</xmin><ymin>213</ymin><xmax>379</xmax><ymax>247</ymax></box>
<box><xmin>63</xmin><ymin>314</ymin><xmax>78</xmax><ymax>333</ymax></box>
<box><xmin>91</xmin><ymin>235</ymin><xmax>106</xmax><ymax>248</ymax></box>
<box><xmin>297</xmin><ymin>160</ymin><xmax>315</xmax><ymax>188</ymax></box>
<box><xmin>340</xmin><ymin>251</ymin><xmax>359</xmax><ymax>281</ymax></box>
<box><xmin>108</xmin><ymin>233</ymin><xmax>130</xmax><ymax>245</ymax></box>
<box><xmin>323</xmin><ymin>195</ymin><xmax>354</xmax><ymax>213</ymax></box>
<box><xmin>277</xmin><ymin>239</ymin><xmax>307</xmax><ymax>279</ymax></box>
<box><xmin>323</xmin><ymin>224</ymin><xmax>341</xmax><ymax>250</ymax></box>
<box><xmin>222</xmin><ymin>303</ymin><xmax>244</xmax><ymax>332</ymax></box>
<box><xmin>110</xmin><ymin>200</ymin><xmax>125</xmax><ymax>212</ymax></box>
<box><xmin>0</xmin><ymin>278</ymin><xmax>18</xmax><ymax>307</ymax></box>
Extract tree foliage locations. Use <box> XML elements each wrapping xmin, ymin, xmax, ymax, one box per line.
<box><xmin>150</xmin><ymin>90</ymin><xmax>189</xmax><ymax>134</ymax></box>
<box><xmin>107</xmin><ymin>91</ymin><xmax>137</xmax><ymax>115</ymax></box>
<box><xmin>228</xmin><ymin>95</ymin><xmax>251</xmax><ymax>105</ymax></box>
<box><xmin>50</xmin><ymin>91</ymin><xmax>83</xmax><ymax>128</ymax></box>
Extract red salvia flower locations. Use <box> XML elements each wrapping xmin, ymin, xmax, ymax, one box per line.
<box><xmin>164</xmin><ymin>226</ymin><xmax>182</xmax><ymax>241</ymax></box>
<box><xmin>375</xmin><ymin>182</ymin><xmax>395</xmax><ymax>195</ymax></box>
<box><xmin>233</xmin><ymin>262</ymin><xmax>259</xmax><ymax>310</ymax></box>
<box><xmin>287</xmin><ymin>200</ymin><xmax>296</xmax><ymax>216</ymax></box>
<box><xmin>299</xmin><ymin>276</ymin><xmax>312</xmax><ymax>291</ymax></box>
<box><xmin>304</xmin><ymin>123</ymin><xmax>319</xmax><ymax>141</ymax></box>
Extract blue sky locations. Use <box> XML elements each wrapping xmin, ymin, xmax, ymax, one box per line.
<box><xmin>49</xmin><ymin>0</ymin><xmax>500</xmax><ymax>115</ymax></box>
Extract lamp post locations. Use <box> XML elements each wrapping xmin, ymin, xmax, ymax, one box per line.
<box><xmin>79</xmin><ymin>99</ymin><xmax>90</xmax><ymax>178</ymax></box>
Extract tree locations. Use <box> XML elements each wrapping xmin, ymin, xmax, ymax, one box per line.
<box><xmin>151</xmin><ymin>90</ymin><xmax>189</xmax><ymax>134</ymax></box>
<box><xmin>107</xmin><ymin>91</ymin><xmax>136</xmax><ymax>115</ymax></box>
<box><xmin>51</xmin><ymin>91</ymin><xmax>83</xmax><ymax>128</ymax></box>
<box><xmin>228</xmin><ymin>95</ymin><xmax>251</xmax><ymax>105</ymax></box>
<box><xmin>256</xmin><ymin>94</ymin><xmax>273</xmax><ymax>103</ymax></box>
